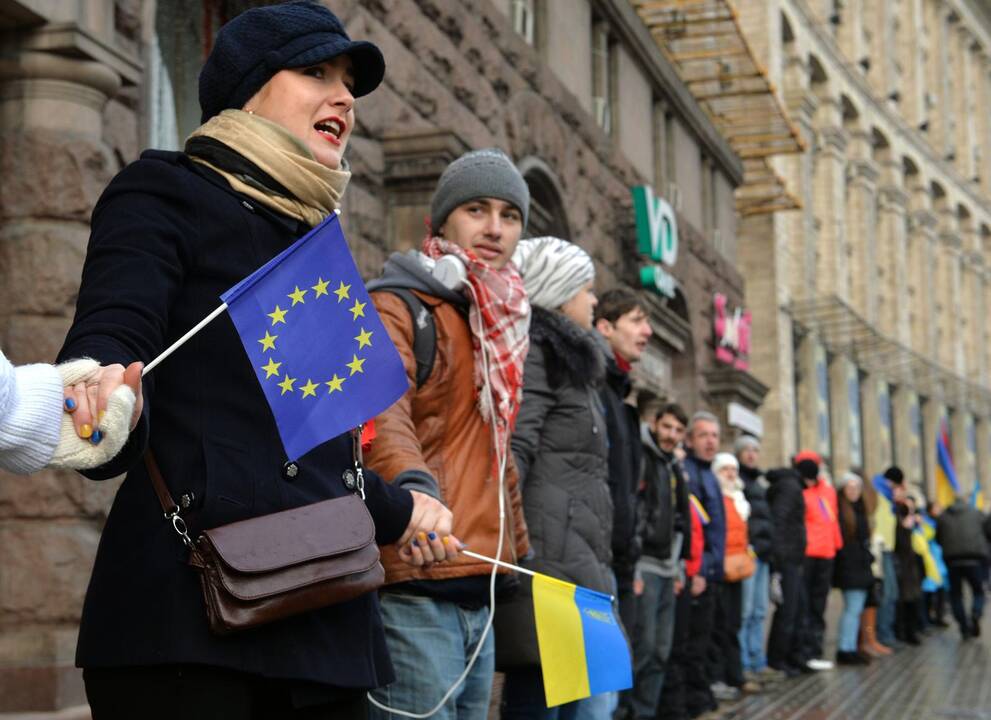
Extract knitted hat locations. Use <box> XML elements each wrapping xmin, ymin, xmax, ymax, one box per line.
<box><xmin>430</xmin><ymin>148</ymin><xmax>530</xmax><ymax>232</ymax></box>
<box><xmin>513</xmin><ymin>237</ymin><xmax>594</xmax><ymax>309</ymax></box>
<box><xmin>712</xmin><ymin>452</ymin><xmax>739</xmax><ymax>477</ymax></box>
<box><xmin>837</xmin><ymin>471</ymin><xmax>863</xmax><ymax>489</ymax></box>
<box><xmin>734</xmin><ymin>434</ymin><xmax>761</xmax><ymax>455</ymax></box>
<box><xmin>883</xmin><ymin>466</ymin><xmax>905</xmax><ymax>485</ymax></box>
<box><xmin>198</xmin><ymin>1</ymin><xmax>385</xmax><ymax>122</ymax></box>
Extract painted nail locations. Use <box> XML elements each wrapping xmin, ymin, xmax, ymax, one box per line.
<box><xmin>64</xmin><ymin>398</ymin><xmax>77</xmax><ymax>412</ymax></box>
<box><xmin>90</xmin><ymin>430</ymin><xmax>103</xmax><ymax>445</ymax></box>
<box><xmin>442</xmin><ymin>535</ymin><xmax>450</xmax><ymax>544</ymax></box>
<box><xmin>411</xmin><ymin>538</ymin><xmax>419</xmax><ymax>548</ymax></box>
<box><xmin>428</xmin><ymin>532</ymin><xmax>437</xmax><ymax>541</ymax></box>
<box><xmin>418</xmin><ymin>531</ymin><xmax>427</xmax><ymax>543</ymax></box>
<box><xmin>458</xmin><ymin>541</ymin><xmax>469</xmax><ymax>550</ymax></box>
<box><xmin>79</xmin><ymin>424</ymin><xmax>93</xmax><ymax>439</ymax></box>
<box><xmin>98</xmin><ymin>410</ymin><xmax>106</xmax><ymax>423</ymax></box>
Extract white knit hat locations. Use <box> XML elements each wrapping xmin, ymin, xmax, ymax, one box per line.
<box><xmin>512</xmin><ymin>236</ymin><xmax>594</xmax><ymax>310</ymax></box>
<box><xmin>712</xmin><ymin>452</ymin><xmax>739</xmax><ymax>476</ymax></box>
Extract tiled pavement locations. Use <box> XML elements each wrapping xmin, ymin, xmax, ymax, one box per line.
<box><xmin>716</xmin><ymin>629</ymin><xmax>991</xmax><ymax>720</ymax></box>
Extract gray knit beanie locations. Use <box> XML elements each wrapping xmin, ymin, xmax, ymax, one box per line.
<box><xmin>429</xmin><ymin>148</ymin><xmax>530</xmax><ymax>232</ymax></box>
<box><xmin>513</xmin><ymin>237</ymin><xmax>594</xmax><ymax>310</ymax></box>
<box><xmin>734</xmin><ymin>434</ymin><xmax>761</xmax><ymax>455</ymax></box>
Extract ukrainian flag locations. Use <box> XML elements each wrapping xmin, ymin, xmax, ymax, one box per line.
<box><xmin>532</xmin><ymin>575</ymin><xmax>632</xmax><ymax>707</ymax></box>
<box><xmin>970</xmin><ymin>483</ymin><xmax>986</xmax><ymax>512</ymax></box>
<box><xmin>935</xmin><ymin>428</ymin><xmax>960</xmax><ymax>507</ymax></box>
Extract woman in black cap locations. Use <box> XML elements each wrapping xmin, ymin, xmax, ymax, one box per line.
<box><xmin>57</xmin><ymin>2</ymin><xmax>455</xmax><ymax>718</ymax></box>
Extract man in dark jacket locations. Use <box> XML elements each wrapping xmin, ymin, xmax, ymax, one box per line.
<box><xmin>937</xmin><ymin>498</ymin><xmax>991</xmax><ymax>638</ymax></box>
<box><xmin>629</xmin><ymin>403</ymin><xmax>690</xmax><ymax>719</ymax></box>
<box><xmin>765</xmin><ymin>460</ymin><xmax>809</xmax><ymax>677</ymax></box>
<box><xmin>594</xmin><ymin>288</ymin><xmax>653</xmax><ymax>637</ymax></box>
<box><xmin>681</xmin><ymin>411</ymin><xmax>725</xmax><ymax>716</ymax></box>
<box><xmin>735</xmin><ymin>435</ymin><xmax>775</xmax><ymax>680</ymax></box>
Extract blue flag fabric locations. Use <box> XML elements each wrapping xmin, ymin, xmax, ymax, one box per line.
<box><xmin>222</xmin><ymin>214</ymin><xmax>408</xmax><ymax>460</ymax></box>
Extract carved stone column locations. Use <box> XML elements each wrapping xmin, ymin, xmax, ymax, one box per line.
<box><xmin>875</xmin><ymin>160</ymin><xmax>910</xmax><ymax>345</ymax></box>
<box><xmin>811</xmin><ymin>114</ymin><xmax>850</xmax><ymax>302</ymax></box>
<box><xmin>845</xmin><ymin>131</ymin><xmax>879</xmax><ymax>323</ymax></box>
<box><xmin>0</xmin><ymin>8</ymin><xmax>139</xmax><ymax>712</ymax></box>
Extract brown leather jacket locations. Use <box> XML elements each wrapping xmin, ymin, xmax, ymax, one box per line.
<box><xmin>366</xmin><ymin>289</ymin><xmax>529</xmax><ymax>584</ymax></box>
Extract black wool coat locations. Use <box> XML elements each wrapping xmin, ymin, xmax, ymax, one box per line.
<box><xmin>58</xmin><ymin>151</ymin><xmax>413</xmax><ymax>691</ymax></box>
<box><xmin>596</xmin><ymin>339</ymin><xmax>643</xmax><ymax>590</ymax></box>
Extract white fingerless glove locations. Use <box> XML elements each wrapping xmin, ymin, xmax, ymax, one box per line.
<box><xmin>49</xmin><ymin>359</ymin><xmax>137</xmax><ymax>471</ymax></box>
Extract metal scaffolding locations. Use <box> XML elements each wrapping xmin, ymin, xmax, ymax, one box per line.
<box><xmin>790</xmin><ymin>294</ymin><xmax>990</xmax><ymax>411</ymax></box>
<box><xmin>632</xmin><ymin>0</ymin><xmax>806</xmax><ymax>216</ymax></box>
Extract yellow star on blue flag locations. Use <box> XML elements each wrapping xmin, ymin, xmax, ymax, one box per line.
<box><xmin>221</xmin><ymin>214</ymin><xmax>409</xmax><ymax>459</ymax></box>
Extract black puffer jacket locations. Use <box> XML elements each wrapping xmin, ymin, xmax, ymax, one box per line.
<box><xmin>739</xmin><ymin>464</ymin><xmax>773</xmax><ymax>562</ymax></box>
<box><xmin>511</xmin><ymin>307</ymin><xmax>613</xmax><ymax>591</ymax></box>
<box><xmin>937</xmin><ymin>500</ymin><xmax>991</xmax><ymax>563</ymax></box>
<box><xmin>765</xmin><ymin>467</ymin><xmax>807</xmax><ymax>568</ymax></box>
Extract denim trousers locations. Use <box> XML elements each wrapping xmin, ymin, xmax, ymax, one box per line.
<box><xmin>502</xmin><ymin>666</ymin><xmax>610</xmax><ymax>720</ymax></box>
<box><xmin>837</xmin><ymin>589</ymin><xmax>868</xmax><ymax>652</ymax></box>
<box><xmin>877</xmin><ymin>552</ymin><xmax>899</xmax><ymax>646</ymax></box>
<box><xmin>739</xmin><ymin>559</ymin><xmax>770</xmax><ymax>672</ymax></box>
<box><xmin>368</xmin><ymin>592</ymin><xmax>494</xmax><ymax>720</ymax></box>
<box><xmin>629</xmin><ymin>574</ymin><xmax>676</xmax><ymax>719</ymax></box>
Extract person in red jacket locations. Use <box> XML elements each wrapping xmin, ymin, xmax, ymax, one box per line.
<box><xmin>797</xmin><ymin>450</ymin><xmax>843</xmax><ymax>670</ymax></box>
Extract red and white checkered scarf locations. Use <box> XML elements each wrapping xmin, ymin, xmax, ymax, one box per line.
<box><xmin>422</xmin><ymin>237</ymin><xmax>530</xmax><ymax>448</ymax></box>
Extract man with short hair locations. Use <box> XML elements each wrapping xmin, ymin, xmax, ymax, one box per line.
<box><xmin>366</xmin><ymin>148</ymin><xmax>532</xmax><ymax>719</ymax></box>
<box><xmin>594</xmin><ymin>287</ymin><xmax>653</xmax><ymax>636</ymax></box>
<box><xmin>680</xmin><ymin>411</ymin><xmax>725</xmax><ymax>716</ymax></box>
<box><xmin>630</xmin><ymin>403</ymin><xmax>690</xmax><ymax>719</ymax></box>
<box><xmin>937</xmin><ymin>496</ymin><xmax>990</xmax><ymax>639</ymax></box>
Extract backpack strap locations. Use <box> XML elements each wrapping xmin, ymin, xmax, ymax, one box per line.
<box><xmin>378</xmin><ymin>288</ymin><xmax>436</xmax><ymax>389</ymax></box>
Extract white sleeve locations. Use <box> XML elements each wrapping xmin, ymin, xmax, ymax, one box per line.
<box><xmin>0</xmin><ymin>349</ymin><xmax>64</xmax><ymax>474</ymax></box>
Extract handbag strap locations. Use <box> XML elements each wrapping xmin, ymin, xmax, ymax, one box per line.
<box><xmin>144</xmin><ymin>424</ymin><xmax>369</xmax><ymax>547</ymax></box>
<box><xmin>144</xmin><ymin>449</ymin><xmax>194</xmax><ymax>547</ymax></box>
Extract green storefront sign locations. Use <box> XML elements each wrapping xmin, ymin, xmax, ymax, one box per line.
<box><xmin>632</xmin><ymin>186</ymin><xmax>678</xmax><ymax>298</ymax></box>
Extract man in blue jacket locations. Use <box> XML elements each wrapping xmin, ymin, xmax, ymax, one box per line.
<box><xmin>680</xmin><ymin>411</ymin><xmax>725</xmax><ymax>716</ymax></box>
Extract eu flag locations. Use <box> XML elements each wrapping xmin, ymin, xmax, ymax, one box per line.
<box><xmin>221</xmin><ymin>213</ymin><xmax>408</xmax><ymax>460</ymax></box>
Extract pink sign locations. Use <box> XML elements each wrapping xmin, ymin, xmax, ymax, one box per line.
<box><xmin>713</xmin><ymin>293</ymin><xmax>751</xmax><ymax>370</ymax></box>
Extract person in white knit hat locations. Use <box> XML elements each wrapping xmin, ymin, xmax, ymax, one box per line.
<box><xmin>0</xmin><ymin>349</ymin><xmax>140</xmax><ymax>474</ymax></box>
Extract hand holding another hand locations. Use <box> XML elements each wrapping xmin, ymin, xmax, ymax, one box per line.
<box><xmin>396</xmin><ymin>491</ymin><xmax>463</xmax><ymax>568</ymax></box>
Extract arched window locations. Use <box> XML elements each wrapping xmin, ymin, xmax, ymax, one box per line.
<box><xmin>517</xmin><ymin>157</ymin><xmax>570</xmax><ymax>239</ymax></box>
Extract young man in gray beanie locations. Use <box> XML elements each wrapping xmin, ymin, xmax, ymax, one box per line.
<box><xmin>365</xmin><ymin>149</ymin><xmax>532</xmax><ymax>718</ymax></box>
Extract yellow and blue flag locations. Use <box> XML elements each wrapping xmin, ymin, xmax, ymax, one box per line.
<box><xmin>970</xmin><ymin>483</ymin><xmax>986</xmax><ymax>511</ymax></box>
<box><xmin>935</xmin><ymin>426</ymin><xmax>959</xmax><ymax>508</ymax></box>
<box><xmin>532</xmin><ymin>575</ymin><xmax>632</xmax><ymax>707</ymax></box>
<box><xmin>221</xmin><ymin>214</ymin><xmax>408</xmax><ymax>460</ymax></box>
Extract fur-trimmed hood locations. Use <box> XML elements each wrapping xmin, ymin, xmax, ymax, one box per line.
<box><xmin>529</xmin><ymin>306</ymin><xmax>605</xmax><ymax>389</ymax></box>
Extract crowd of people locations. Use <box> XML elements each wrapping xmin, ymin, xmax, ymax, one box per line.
<box><xmin>3</xmin><ymin>3</ymin><xmax>991</xmax><ymax>719</ymax></box>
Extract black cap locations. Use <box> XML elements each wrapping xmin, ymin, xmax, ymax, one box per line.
<box><xmin>796</xmin><ymin>459</ymin><xmax>820</xmax><ymax>481</ymax></box>
<box><xmin>883</xmin><ymin>466</ymin><xmax>905</xmax><ymax>485</ymax></box>
<box><xmin>198</xmin><ymin>1</ymin><xmax>385</xmax><ymax>122</ymax></box>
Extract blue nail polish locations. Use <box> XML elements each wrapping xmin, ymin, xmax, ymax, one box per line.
<box><xmin>412</xmin><ymin>539</ymin><xmax>419</xmax><ymax>547</ymax></box>
<box><xmin>64</xmin><ymin>398</ymin><xmax>76</xmax><ymax>411</ymax></box>
<box><xmin>428</xmin><ymin>532</ymin><xmax>437</xmax><ymax>541</ymax></box>
<box><xmin>90</xmin><ymin>430</ymin><xmax>103</xmax><ymax>445</ymax></box>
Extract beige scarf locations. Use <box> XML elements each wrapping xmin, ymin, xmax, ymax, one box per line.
<box><xmin>186</xmin><ymin>109</ymin><xmax>350</xmax><ymax>227</ymax></box>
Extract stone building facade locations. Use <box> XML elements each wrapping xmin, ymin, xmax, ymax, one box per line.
<box><xmin>733</xmin><ymin>0</ymin><xmax>991</xmax><ymax>494</ymax></box>
<box><xmin>0</xmin><ymin>0</ymin><xmax>766</xmax><ymax>712</ymax></box>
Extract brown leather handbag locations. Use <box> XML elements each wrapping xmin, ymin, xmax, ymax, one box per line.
<box><xmin>145</xmin><ymin>439</ymin><xmax>384</xmax><ymax>635</ymax></box>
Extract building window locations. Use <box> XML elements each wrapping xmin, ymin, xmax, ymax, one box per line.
<box><xmin>520</xmin><ymin>158</ymin><xmax>571</xmax><ymax>239</ymax></box>
<box><xmin>512</xmin><ymin>0</ymin><xmax>536</xmax><ymax>45</ymax></box>
<box><xmin>591</xmin><ymin>20</ymin><xmax>612</xmax><ymax>135</ymax></box>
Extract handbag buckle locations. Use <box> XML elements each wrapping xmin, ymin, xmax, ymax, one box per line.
<box><xmin>167</xmin><ymin>509</ymin><xmax>194</xmax><ymax>548</ymax></box>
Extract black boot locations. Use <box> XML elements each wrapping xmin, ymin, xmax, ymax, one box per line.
<box><xmin>972</xmin><ymin>614</ymin><xmax>981</xmax><ymax>638</ymax></box>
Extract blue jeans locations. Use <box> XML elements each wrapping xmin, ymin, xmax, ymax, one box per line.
<box><xmin>739</xmin><ymin>559</ymin><xmax>769</xmax><ymax>671</ymax></box>
<box><xmin>630</xmin><ymin>574</ymin><xmax>676</xmax><ymax>719</ymax></box>
<box><xmin>368</xmin><ymin>592</ymin><xmax>494</xmax><ymax>720</ymax></box>
<box><xmin>877</xmin><ymin>552</ymin><xmax>899</xmax><ymax>646</ymax></box>
<box><xmin>838</xmin><ymin>589</ymin><xmax>868</xmax><ymax>652</ymax></box>
<box><xmin>502</xmin><ymin>666</ymin><xmax>611</xmax><ymax>720</ymax></box>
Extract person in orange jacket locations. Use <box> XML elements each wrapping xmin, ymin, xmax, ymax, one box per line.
<box><xmin>797</xmin><ymin>450</ymin><xmax>843</xmax><ymax>670</ymax></box>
